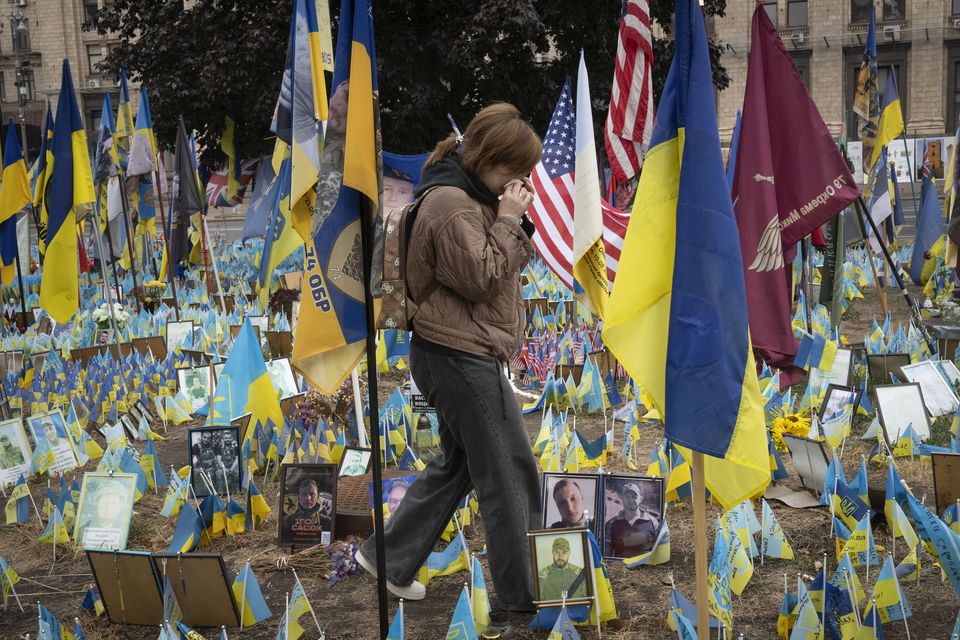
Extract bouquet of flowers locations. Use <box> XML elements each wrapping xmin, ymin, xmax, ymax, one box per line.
<box><xmin>92</xmin><ymin>302</ymin><xmax>130</xmax><ymax>332</ymax></box>
<box><xmin>141</xmin><ymin>280</ymin><xmax>167</xmax><ymax>311</ymax></box>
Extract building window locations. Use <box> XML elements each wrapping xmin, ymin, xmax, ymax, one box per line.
<box><xmin>851</xmin><ymin>0</ymin><xmax>873</xmax><ymax>23</ymax></box>
<box><xmin>87</xmin><ymin>44</ymin><xmax>104</xmax><ymax>74</ymax></box>
<box><xmin>0</xmin><ymin>71</ymin><xmax>5</xmax><ymax>103</ymax></box>
<box><xmin>83</xmin><ymin>0</ymin><xmax>99</xmax><ymax>24</ymax></box>
<box><xmin>789</xmin><ymin>51</ymin><xmax>811</xmax><ymax>89</ymax></box>
<box><xmin>787</xmin><ymin>1</ymin><xmax>807</xmax><ymax>27</ymax></box>
<box><xmin>762</xmin><ymin>1</ymin><xmax>778</xmax><ymax>28</ymax></box>
<box><xmin>947</xmin><ymin>47</ymin><xmax>960</xmax><ymax>134</ymax></box>
<box><xmin>883</xmin><ymin>0</ymin><xmax>905</xmax><ymax>21</ymax></box>
<box><xmin>11</xmin><ymin>19</ymin><xmax>29</xmax><ymax>53</ymax></box>
<box><xmin>954</xmin><ymin>0</ymin><xmax>960</xmax><ymax>16</ymax></box>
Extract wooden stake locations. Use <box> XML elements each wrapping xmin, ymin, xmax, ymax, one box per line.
<box><xmin>692</xmin><ymin>452</ymin><xmax>709</xmax><ymax>636</ymax></box>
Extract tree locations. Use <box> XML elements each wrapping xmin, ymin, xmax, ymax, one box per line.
<box><xmin>90</xmin><ymin>0</ymin><xmax>727</xmax><ymax>164</ymax></box>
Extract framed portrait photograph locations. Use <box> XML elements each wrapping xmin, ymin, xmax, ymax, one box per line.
<box><xmin>936</xmin><ymin>359</ymin><xmax>960</xmax><ymax>389</ymax></box>
<box><xmin>818</xmin><ymin>384</ymin><xmax>860</xmax><ymax>423</ymax></box>
<box><xmin>166</xmin><ymin>320</ymin><xmax>195</xmax><ymax>353</ymax></box>
<box><xmin>338</xmin><ymin>447</ymin><xmax>372</xmax><ymax>477</ymax></box>
<box><xmin>541</xmin><ymin>473</ymin><xmax>600</xmax><ymax>538</ymax></box>
<box><xmin>187</xmin><ymin>426</ymin><xmax>241</xmax><ymax>498</ymax></box>
<box><xmin>809</xmin><ymin>348</ymin><xmax>853</xmax><ymax>390</ymax></box>
<box><xmin>178</xmin><ymin>366</ymin><xmax>214</xmax><ymax>413</ymax></box>
<box><xmin>369</xmin><ymin>474</ymin><xmax>419</xmax><ymax>522</ymax></box>
<box><xmin>0</xmin><ymin>418</ymin><xmax>32</xmax><ymax>485</ymax></box>
<box><xmin>26</xmin><ymin>410</ymin><xmax>78</xmax><ymax>474</ymax></box>
<box><xmin>266</xmin><ymin>358</ymin><xmax>299</xmax><ymax>399</ymax></box>
<box><xmin>900</xmin><ymin>361</ymin><xmax>960</xmax><ymax>417</ymax></box>
<box><xmin>529</xmin><ymin>529</ymin><xmax>593</xmax><ymax>605</ymax></box>
<box><xmin>875</xmin><ymin>383</ymin><xmax>932</xmax><ymax>442</ymax></box>
<box><xmin>782</xmin><ymin>434</ymin><xmax>831</xmax><ymax>494</ymax></box>
<box><xmin>278</xmin><ymin>463</ymin><xmax>337</xmax><ymax>546</ymax></box>
<box><xmin>248</xmin><ymin>315</ymin><xmax>269</xmax><ymax>336</ymax></box>
<box><xmin>866</xmin><ymin>353</ymin><xmax>910</xmax><ymax>386</ymax></box>
<box><xmin>601</xmin><ymin>475</ymin><xmax>664</xmax><ymax>560</ymax></box>
<box><xmin>120</xmin><ymin>415</ymin><xmax>140</xmax><ymax>441</ymax></box>
<box><xmin>74</xmin><ymin>472</ymin><xmax>137</xmax><ymax>550</ymax></box>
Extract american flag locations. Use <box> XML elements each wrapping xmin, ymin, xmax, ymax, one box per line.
<box><xmin>530</xmin><ymin>79</ymin><xmax>577</xmax><ymax>290</ymax></box>
<box><xmin>530</xmin><ymin>81</ymin><xmax>630</xmax><ymax>290</ymax></box>
<box><xmin>604</xmin><ymin>0</ymin><xmax>654</xmax><ymax>182</ymax></box>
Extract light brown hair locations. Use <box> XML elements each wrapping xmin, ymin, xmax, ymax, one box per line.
<box><xmin>425</xmin><ymin>102</ymin><xmax>542</xmax><ymax>176</ymax></box>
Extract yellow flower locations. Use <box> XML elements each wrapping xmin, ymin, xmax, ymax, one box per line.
<box><xmin>771</xmin><ymin>413</ymin><xmax>810</xmax><ymax>453</ymax></box>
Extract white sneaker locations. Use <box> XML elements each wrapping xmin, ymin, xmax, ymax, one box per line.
<box><xmin>355</xmin><ymin>550</ymin><xmax>426</xmax><ymax>600</ymax></box>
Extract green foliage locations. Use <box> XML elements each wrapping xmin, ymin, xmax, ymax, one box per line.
<box><xmin>90</xmin><ymin>0</ymin><xmax>728</xmax><ymax>162</ymax></box>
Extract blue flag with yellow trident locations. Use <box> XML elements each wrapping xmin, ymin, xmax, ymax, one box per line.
<box><xmin>601</xmin><ymin>0</ymin><xmax>769</xmax><ymax>510</ymax></box>
<box><xmin>39</xmin><ymin>60</ymin><xmax>95</xmax><ymax>324</ymax></box>
<box><xmin>0</xmin><ymin>121</ymin><xmax>31</xmax><ymax>286</ymax></box>
<box><xmin>292</xmin><ymin>0</ymin><xmax>379</xmax><ymax>394</ymax></box>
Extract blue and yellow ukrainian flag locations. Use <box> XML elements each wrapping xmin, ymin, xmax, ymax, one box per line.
<box><xmin>292</xmin><ymin>0</ymin><xmax>377</xmax><ymax>393</ymax></box>
<box><xmin>601</xmin><ymin>0</ymin><xmax>769</xmax><ymax>510</ymax></box>
<box><xmin>387</xmin><ymin>600</ymin><xmax>404</xmax><ymax>640</ymax></box>
<box><xmin>39</xmin><ymin>60</ymin><xmax>94</xmax><ymax>325</ymax></box>
<box><xmin>207</xmin><ymin>319</ymin><xmax>283</xmax><ymax>441</ymax></box>
<box><xmin>114</xmin><ymin>68</ymin><xmax>135</xmax><ymax>168</ymax></box>
<box><xmin>127</xmin><ymin>88</ymin><xmax>156</xmax><ymax>178</ymax></box>
<box><xmin>0</xmin><ymin>122</ymin><xmax>31</xmax><ymax>285</ymax></box>
<box><xmin>231</xmin><ymin>562</ymin><xmax>272</xmax><ymax>626</ymax></box>
<box><xmin>870</xmin><ymin>68</ymin><xmax>904</xmax><ymax>170</ymax></box>
<box><xmin>31</xmin><ymin>103</ymin><xmax>54</xmax><ymax>258</ymax></box>
<box><xmin>258</xmin><ymin>157</ymin><xmax>302</xmax><ymax>305</ymax></box>
<box><xmin>167</xmin><ymin>502</ymin><xmax>204</xmax><ymax>553</ymax></box>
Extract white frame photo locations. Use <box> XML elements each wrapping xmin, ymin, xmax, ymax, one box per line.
<box><xmin>166</xmin><ymin>320</ymin><xmax>196</xmax><ymax>353</ymax></box>
<box><xmin>0</xmin><ymin>418</ymin><xmax>32</xmax><ymax>485</ymax></box>
<box><xmin>900</xmin><ymin>361</ymin><xmax>960</xmax><ymax>417</ymax></box>
<box><xmin>26</xmin><ymin>410</ymin><xmax>79</xmax><ymax>475</ymax></box>
<box><xmin>266</xmin><ymin>357</ymin><xmax>299</xmax><ymax>399</ymax></box>
<box><xmin>875</xmin><ymin>383</ymin><xmax>932</xmax><ymax>442</ymax></box>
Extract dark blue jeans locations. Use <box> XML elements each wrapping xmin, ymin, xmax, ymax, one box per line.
<box><xmin>360</xmin><ymin>342</ymin><xmax>542</xmax><ymax>613</ymax></box>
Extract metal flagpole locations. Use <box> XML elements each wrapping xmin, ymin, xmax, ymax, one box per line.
<box><xmin>200</xmin><ymin>213</ymin><xmax>227</xmax><ymax>316</ymax></box>
<box><xmin>854</xmin><ymin>195</ymin><xmax>936</xmax><ymax>354</ymax></box>
<box><xmin>358</xmin><ymin>179</ymin><xmax>389</xmax><ymax>639</ymax></box>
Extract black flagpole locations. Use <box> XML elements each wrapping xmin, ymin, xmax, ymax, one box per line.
<box><xmin>854</xmin><ymin>195</ymin><xmax>937</xmax><ymax>354</ymax></box>
<box><xmin>359</xmin><ymin>191</ymin><xmax>389</xmax><ymax>637</ymax></box>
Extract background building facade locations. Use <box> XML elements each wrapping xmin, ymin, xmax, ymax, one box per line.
<box><xmin>0</xmin><ymin>0</ymin><xmax>135</xmax><ymax>163</ymax></box>
<box><xmin>714</xmin><ymin>0</ymin><xmax>957</xmax><ymax>168</ymax></box>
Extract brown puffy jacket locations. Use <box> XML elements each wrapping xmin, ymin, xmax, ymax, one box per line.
<box><xmin>406</xmin><ymin>185</ymin><xmax>533</xmax><ymax>362</ymax></box>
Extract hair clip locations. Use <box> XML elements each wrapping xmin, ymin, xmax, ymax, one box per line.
<box><xmin>446</xmin><ymin>113</ymin><xmax>463</xmax><ymax>147</ymax></box>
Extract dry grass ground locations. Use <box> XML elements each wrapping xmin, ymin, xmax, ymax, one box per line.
<box><xmin>0</xmin><ymin>284</ymin><xmax>955</xmax><ymax>639</ymax></box>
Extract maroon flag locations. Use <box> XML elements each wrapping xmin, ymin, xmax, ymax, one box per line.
<box><xmin>732</xmin><ymin>6</ymin><xmax>859</xmax><ymax>371</ymax></box>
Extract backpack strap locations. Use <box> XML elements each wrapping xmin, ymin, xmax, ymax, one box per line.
<box><xmin>403</xmin><ymin>187</ymin><xmax>441</xmax><ymax>306</ymax></box>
